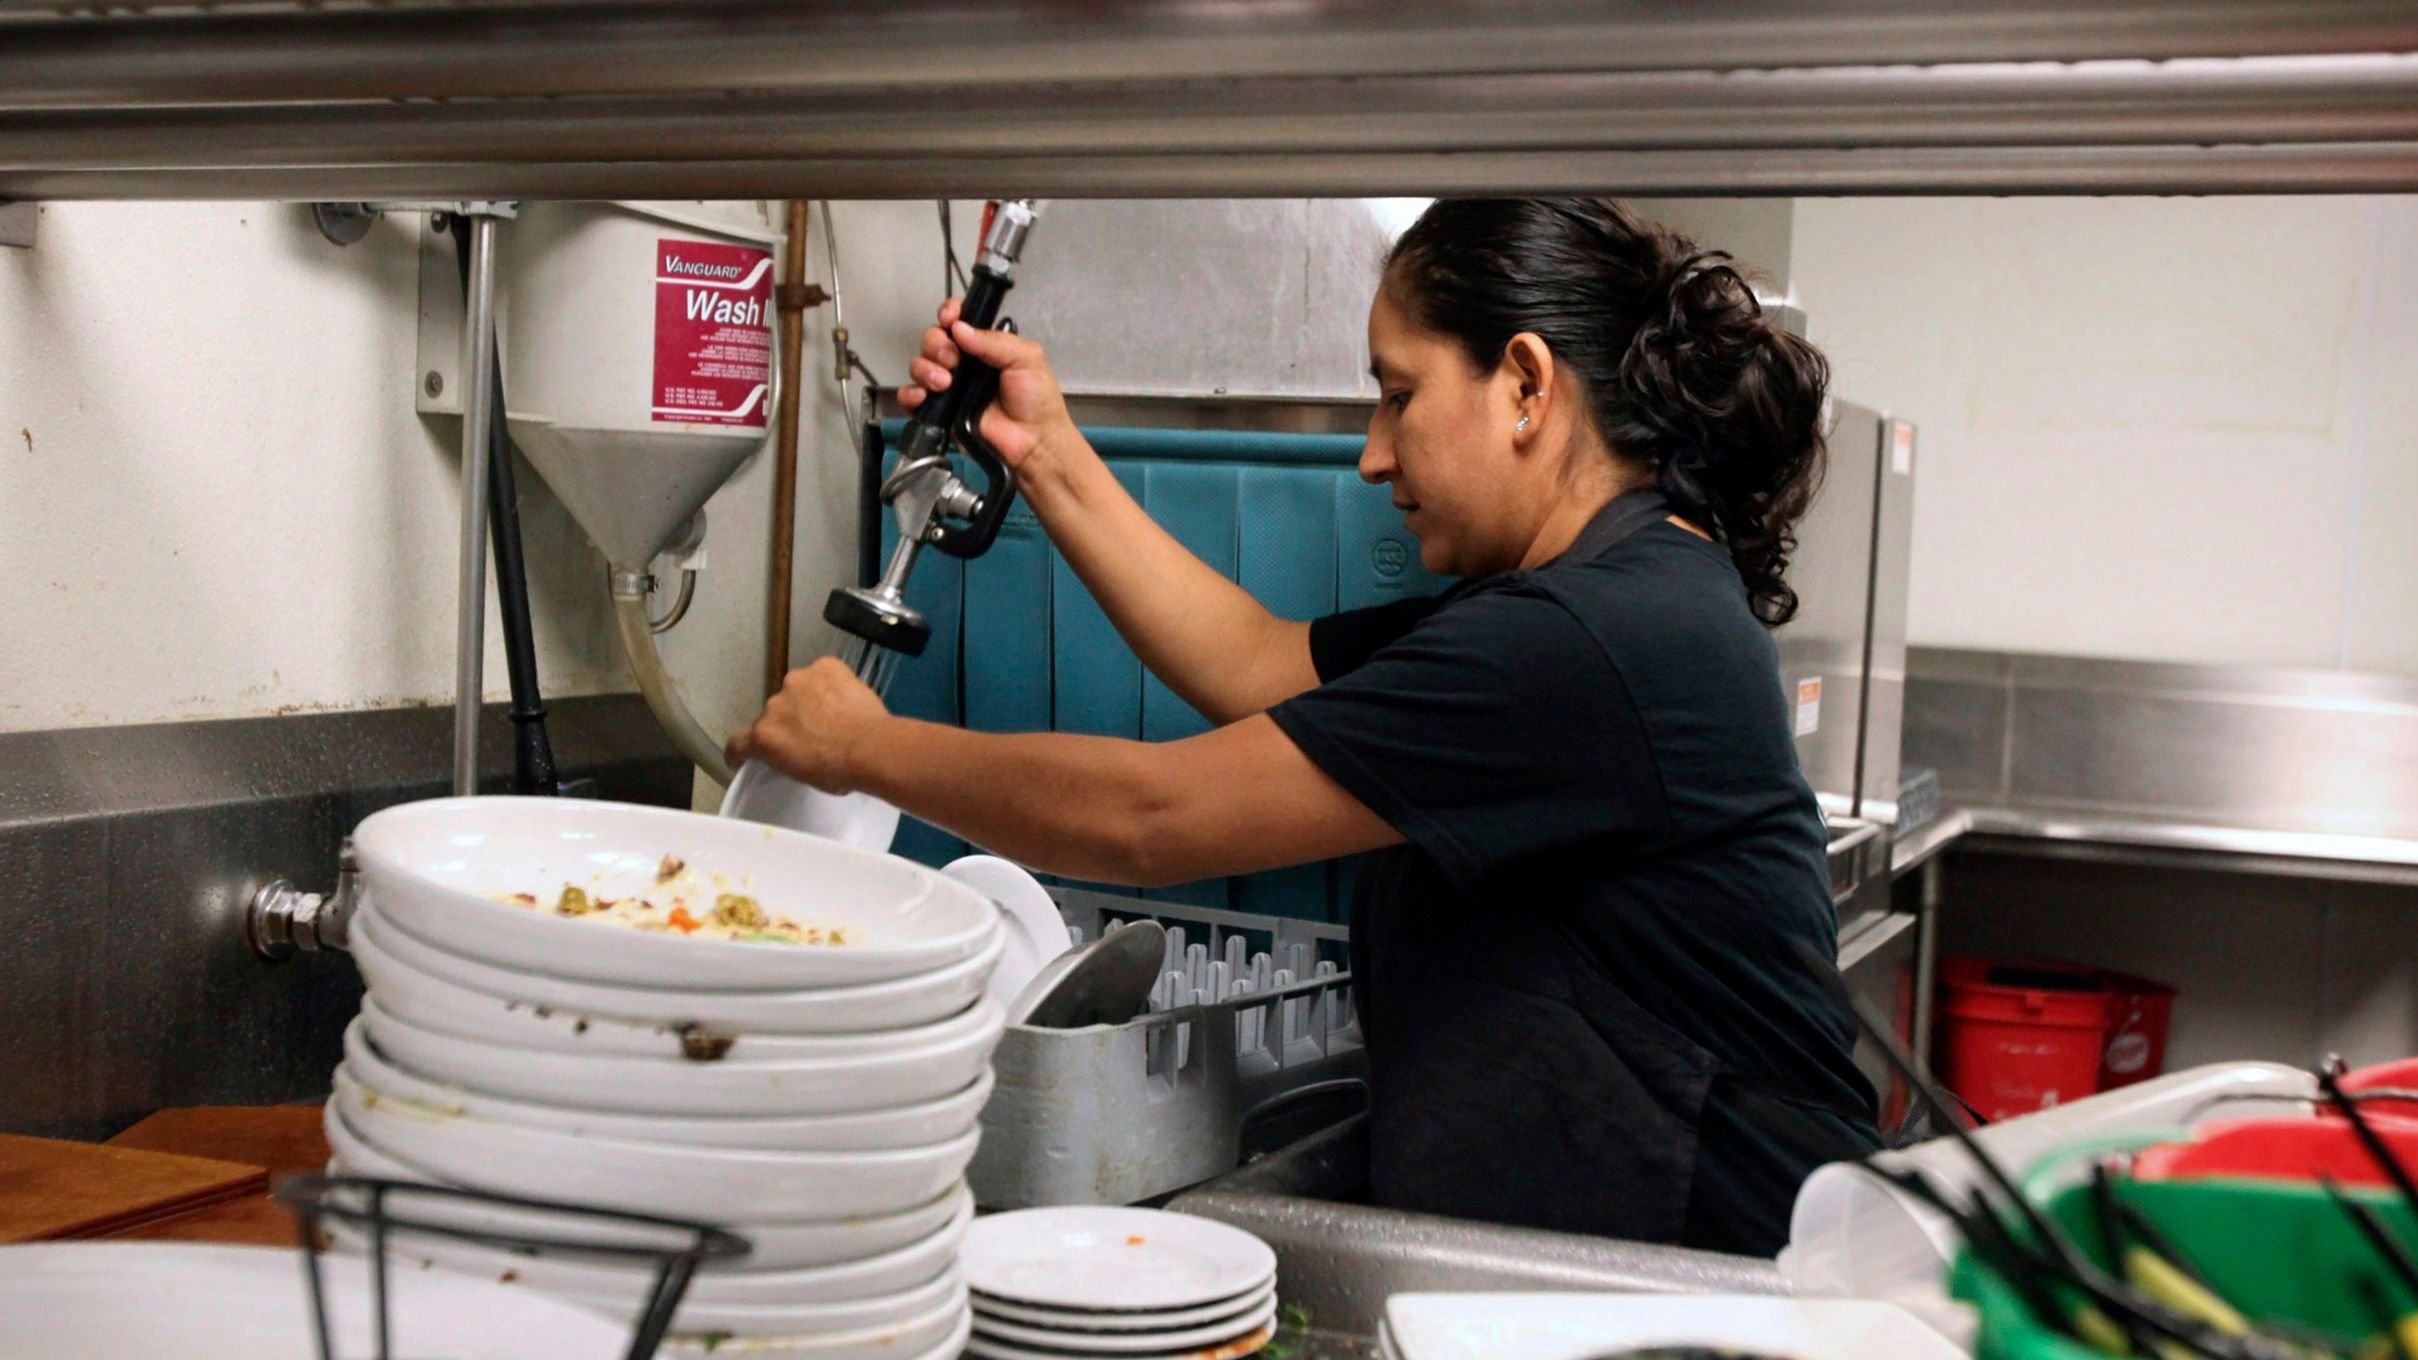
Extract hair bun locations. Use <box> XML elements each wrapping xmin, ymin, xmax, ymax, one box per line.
<box><xmin>1384</xmin><ymin>197</ymin><xmax>1829</xmax><ymax>626</ymax></box>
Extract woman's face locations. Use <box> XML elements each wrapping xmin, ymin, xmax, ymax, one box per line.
<box><xmin>1361</xmin><ymin>281</ymin><xmax>1527</xmax><ymax>577</ymax></box>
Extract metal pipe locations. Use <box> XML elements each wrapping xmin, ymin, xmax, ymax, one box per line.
<box><xmin>2</xmin><ymin>1</ymin><xmax>2412</xmax><ymax>110</ymax></box>
<box><xmin>610</xmin><ymin>571</ymin><xmax>735</xmax><ymax>786</ymax></box>
<box><xmin>14</xmin><ymin>139</ymin><xmax>2418</xmax><ymax>200</ymax></box>
<box><xmin>453</xmin><ymin>211</ymin><xmax>500</xmax><ymax>798</ymax></box>
<box><xmin>13</xmin><ymin>55</ymin><xmax>2418</xmax><ymax>172</ymax></box>
<box><xmin>766</xmin><ymin>198</ymin><xmax>810</xmax><ymax>699</ymax></box>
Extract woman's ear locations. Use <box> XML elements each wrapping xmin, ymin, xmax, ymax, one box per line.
<box><xmin>1502</xmin><ymin>332</ymin><xmax>1555</xmax><ymax>440</ymax></box>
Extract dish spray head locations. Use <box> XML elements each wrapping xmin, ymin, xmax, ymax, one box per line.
<box><xmin>822</xmin><ymin>199</ymin><xmax>1044</xmax><ymax>695</ymax></box>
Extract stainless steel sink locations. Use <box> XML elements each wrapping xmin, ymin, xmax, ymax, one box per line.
<box><xmin>1167</xmin><ymin>1116</ymin><xmax>1787</xmax><ymax>1341</ymax></box>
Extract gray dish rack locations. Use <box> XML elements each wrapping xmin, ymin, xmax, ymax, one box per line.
<box><xmin>968</xmin><ymin>887</ymin><xmax>1366</xmax><ymax>1210</ymax></box>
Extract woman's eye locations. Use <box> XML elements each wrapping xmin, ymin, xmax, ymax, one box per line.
<box><xmin>1385</xmin><ymin>391</ymin><xmax>1410</xmax><ymax>411</ymax></box>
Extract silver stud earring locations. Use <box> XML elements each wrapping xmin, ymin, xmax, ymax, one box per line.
<box><xmin>1515</xmin><ymin>416</ymin><xmax>1531</xmax><ymax>432</ymax></box>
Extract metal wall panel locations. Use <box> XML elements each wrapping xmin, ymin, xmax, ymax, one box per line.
<box><xmin>1017</xmin><ymin>199</ymin><xmax>1392</xmax><ymax>401</ymax></box>
<box><xmin>1907</xmin><ymin>646</ymin><xmax>2418</xmax><ymax>846</ymax></box>
<box><xmin>1776</xmin><ymin>401</ymin><xmax>1883</xmax><ymax>806</ymax></box>
<box><xmin>0</xmin><ymin>694</ymin><xmax>688</xmax><ymax>1140</ymax></box>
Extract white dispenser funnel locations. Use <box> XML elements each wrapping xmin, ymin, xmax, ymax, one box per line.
<box><xmin>498</xmin><ymin>200</ymin><xmax>782</xmax><ymax>568</ymax></box>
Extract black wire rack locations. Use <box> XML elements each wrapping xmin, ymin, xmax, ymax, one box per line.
<box><xmin>274</xmin><ymin>1174</ymin><xmax>751</xmax><ymax>1360</ymax></box>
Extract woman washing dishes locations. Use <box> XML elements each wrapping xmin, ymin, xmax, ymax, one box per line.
<box><xmin>729</xmin><ymin>198</ymin><xmax>1881</xmax><ymax>1256</ymax></box>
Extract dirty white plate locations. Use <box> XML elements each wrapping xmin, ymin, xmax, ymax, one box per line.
<box><xmin>971</xmin><ymin>1281</ymin><xmax>1276</xmax><ymax>1333</ymax></box>
<box><xmin>334</xmin><ymin>1065</ymin><xmax>979</xmax><ymax>1222</ymax></box>
<box><xmin>353</xmin><ymin>796</ymin><xmax>993</xmax><ymax>990</ymax></box>
<box><xmin>941</xmin><ymin>856</ymin><xmax>1073</xmax><ymax>1011</ymax></box>
<box><xmin>973</xmin><ymin>1293</ymin><xmax>1278</xmax><ymax>1354</ymax></box>
<box><xmin>655</xmin><ymin>1290</ymin><xmax>970</xmax><ymax>1359</ymax></box>
<box><xmin>964</xmin><ymin>1321</ymin><xmax>1275</xmax><ymax>1360</ymax></box>
<box><xmin>358</xmin><ymin>991</ymin><xmax>1002</xmax><ymax>1117</ymax></box>
<box><xmin>962</xmin><ymin>1208</ymin><xmax>1275</xmax><ymax>1313</ymax></box>
<box><xmin>364</xmin><ymin>1192</ymin><xmax>969</xmax><ymax>1308</ymax></box>
<box><xmin>1380</xmin><ymin>1293</ymin><xmax>1965</xmax><ymax>1360</ymax></box>
<box><xmin>722</xmin><ymin>759</ymin><xmax>903</xmax><ymax>855</ymax></box>
<box><xmin>342</xmin><ymin>1016</ymin><xmax>992</xmax><ymax>1153</ymax></box>
<box><xmin>354</xmin><ymin>906</ymin><xmax>1000</xmax><ymax>1063</ymax></box>
<box><xmin>361</xmin><ymin>899</ymin><xmax>1004</xmax><ymax>1035</ymax></box>
<box><xmin>0</xmin><ymin>1241</ymin><xmax>628</xmax><ymax>1360</ymax></box>
<box><xmin>322</xmin><ymin>1103</ymin><xmax>972</xmax><ymax>1272</ymax></box>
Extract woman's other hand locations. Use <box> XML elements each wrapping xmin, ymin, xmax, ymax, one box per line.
<box><xmin>898</xmin><ymin>297</ymin><xmax>1076</xmax><ymax>472</ymax></box>
<box><xmin>726</xmin><ymin>658</ymin><xmax>892</xmax><ymax>794</ymax></box>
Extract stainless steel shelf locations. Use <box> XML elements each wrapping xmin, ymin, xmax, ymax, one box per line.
<box><xmin>1958</xmin><ymin>808</ymin><xmax>2418</xmax><ymax>890</ymax></box>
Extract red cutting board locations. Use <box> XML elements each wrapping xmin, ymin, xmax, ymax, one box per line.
<box><xmin>0</xmin><ymin>1130</ymin><xmax>268</xmax><ymax>1242</ymax></box>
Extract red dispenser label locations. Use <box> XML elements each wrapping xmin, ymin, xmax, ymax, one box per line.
<box><xmin>652</xmin><ymin>238</ymin><xmax>774</xmax><ymax>427</ymax></box>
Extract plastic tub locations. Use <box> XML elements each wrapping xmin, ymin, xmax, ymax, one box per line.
<box><xmin>1937</xmin><ymin>958</ymin><xmax>2112</xmax><ymax>1121</ymax></box>
<box><xmin>2131</xmin><ymin>1114</ymin><xmax>2418</xmax><ymax>1191</ymax></box>
<box><xmin>1954</xmin><ymin>1175</ymin><xmax>2418</xmax><ymax>1360</ymax></box>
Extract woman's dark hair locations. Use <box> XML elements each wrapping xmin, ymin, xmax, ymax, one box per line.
<box><xmin>1384</xmin><ymin>198</ymin><xmax>1829</xmax><ymax>626</ymax></box>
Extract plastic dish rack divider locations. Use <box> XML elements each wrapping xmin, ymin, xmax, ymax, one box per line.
<box><xmin>967</xmin><ymin>886</ymin><xmax>1367</xmax><ymax>1210</ymax></box>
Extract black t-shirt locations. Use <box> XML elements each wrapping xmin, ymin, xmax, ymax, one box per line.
<box><xmin>1267</xmin><ymin>517</ymin><xmax>1880</xmax><ymax>1256</ymax></box>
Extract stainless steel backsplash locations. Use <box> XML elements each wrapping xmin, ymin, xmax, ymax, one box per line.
<box><xmin>0</xmin><ymin>695</ymin><xmax>688</xmax><ymax>1141</ymax></box>
<box><xmin>1906</xmin><ymin>647</ymin><xmax>2418</xmax><ymax>840</ymax></box>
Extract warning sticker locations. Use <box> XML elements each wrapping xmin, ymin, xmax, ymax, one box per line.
<box><xmin>1795</xmin><ymin>677</ymin><xmax>1822</xmax><ymax>736</ymax></box>
<box><xmin>652</xmin><ymin>238</ymin><xmax>773</xmax><ymax>427</ymax></box>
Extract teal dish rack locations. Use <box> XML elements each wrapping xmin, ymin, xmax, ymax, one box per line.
<box><xmin>867</xmin><ymin>419</ymin><xmax>1452</xmax><ymax>924</ymax></box>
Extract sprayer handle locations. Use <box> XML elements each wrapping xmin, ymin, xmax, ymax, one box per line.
<box><xmin>927</xmin><ymin>317</ymin><xmax>1020</xmax><ymax>560</ymax></box>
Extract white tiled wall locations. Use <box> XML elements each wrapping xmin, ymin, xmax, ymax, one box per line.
<box><xmin>1793</xmin><ymin>195</ymin><xmax>2418</xmax><ymax>673</ymax></box>
<box><xmin>0</xmin><ymin>200</ymin><xmax>974</xmax><ymax>755</ymax></box>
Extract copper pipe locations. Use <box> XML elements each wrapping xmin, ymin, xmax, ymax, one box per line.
<box><xmin>766</xmin><ymin>198</ymin><xmax>816</xmax><ymax>697</ymax></box>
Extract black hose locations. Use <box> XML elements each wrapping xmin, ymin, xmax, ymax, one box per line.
<box><xmin>450</xmin><ymin>215</ymin><xmax>564</xmax><ymax>796</ymax></box>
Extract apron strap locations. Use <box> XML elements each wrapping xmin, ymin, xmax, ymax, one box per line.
<box><xmin>1555</xmin><ymin>487</ymin><xmax>1672</xmax><ymax>566</ymax></box>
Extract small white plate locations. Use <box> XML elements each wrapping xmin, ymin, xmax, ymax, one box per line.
<box><xmin>322</xmin><ymin>1104</ymin><xmax>972</xmax><ymax>1273</ymax></box>
<box><xmin>363</xmin><ymin>900</ymin><xmax>1004</xmax><ymax>1035</ymax></box>
<box><xmin>722</xmin><ymin>760</ymin><xmax>903</xmax><ymax>855</ymax></box>
<box><xmin>359</xmin><ymin>991</ymin><xmax>1002</xmax><ymax>1117</ymax></box>
<box><xmin>973</xmin><ymin>1281</ymin><xmax>1275</xmax><ymax>1333</ymax></box>
<box><xmin>342</xmin><ymin>1016</ymin><xmax>993</xmax><ymax>1153</ymax></box>
<box><xmin>973</xmin><ymin>1294</ymin><xmax>1278</xmax><ymax>1354</ymax></box>
<box><xmin>334</xmin><ymin>1066</ymin><xmax>979</xmax><ymax>1222</ymax></box>
<box><xmin>961</xmin><ymin>1208</ymin><xmax>1276</xmax><ymax>1313</ymax></box>
<box><xmin>964</xmin><ymin>1321</ymin><xmax>1275</xmax><ymax>1360</ymax></box>
<box><xmin>941</xmin><ymin>856</ymin><xmax>1073</xmax><ymax>1010</ymax></box>
<box><xmin>0</xmin><ymin>1241</ymin><xmax>629</xmax><ymax>1360</ymax></box>
<box><xmin>353</xmin><ymin>796</ymin><xmax>994</xmax><ymax>991</ymax></box>
<box><xmin>1380</xmin><ymin>1294</ymin><xmax>1967</xmax><ymax>1360</ymax></box>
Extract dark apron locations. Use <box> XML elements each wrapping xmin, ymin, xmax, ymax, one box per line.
<box><xmin>1351</xmin><ymin>487</ymin><xmax>1724</xmax><ymax>1245</ymax></box>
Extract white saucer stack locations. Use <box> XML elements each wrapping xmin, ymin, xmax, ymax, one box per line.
<box><xmin>961</xmin><ymin>1208</ymin><xmax>1279</xmax><ymax>1360</ymax></box>
<box><xmin>325</xmin><ymin>797</ymin><xmax>1011</xmax><ymax>1360</ymax></box>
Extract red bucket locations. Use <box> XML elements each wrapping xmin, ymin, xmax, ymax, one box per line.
<box><xmin>2097</xmin><ymin>970</ymin><xmax>2177</xmax><ymax>1092</ymax></box>
<box><xmin>1936</xmin><ymin>957</ymin><xmax>2113</xmax><ymax>1122</ymax></box>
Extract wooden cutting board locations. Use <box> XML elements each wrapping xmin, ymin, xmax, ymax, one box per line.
<box><xmin>0</xmin><ymin>1130</ymin><xmax>267</xmax><ymax>1242</ymax></box>
<box><xmin>105</xmin><ymin>1105</ymin><xmax>331</xmax><ymax>1247</ymax></box>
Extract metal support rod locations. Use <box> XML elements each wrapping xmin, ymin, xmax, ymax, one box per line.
<box><xmin>453</xmin><ymin>211</ymin><xmax>500</xmax><ymax>798</ymax></box>
<box><xmin>14</xmin><ymin>138</ymin><xmax>2418</xmax><ymax>201</ymax></box>
<box><xmin>2</xmin><ymin>1</ymin><xmax>2413</xmax><ymax>110</ymax></box>
<box><xmin>15</xmin><ymin>55</ymin><xmax>2418</xmax><ymax>172</ymax></box>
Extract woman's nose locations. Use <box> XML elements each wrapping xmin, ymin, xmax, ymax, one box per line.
<box><xmin>1358</xmin><ymin>433</ymin><xmax>1396</xmax><ymax>485</ymax></box>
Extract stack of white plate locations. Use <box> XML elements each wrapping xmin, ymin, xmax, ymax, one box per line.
<box><xmin>327</xmin><ymin>796</ymin><xmax>1010</xmax><ymax>1360</ymax></box>
<box><xmin>961</xmin><ymin>1208</ymin><xmax>1279</xmax><ymax>1360</ymax></box>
